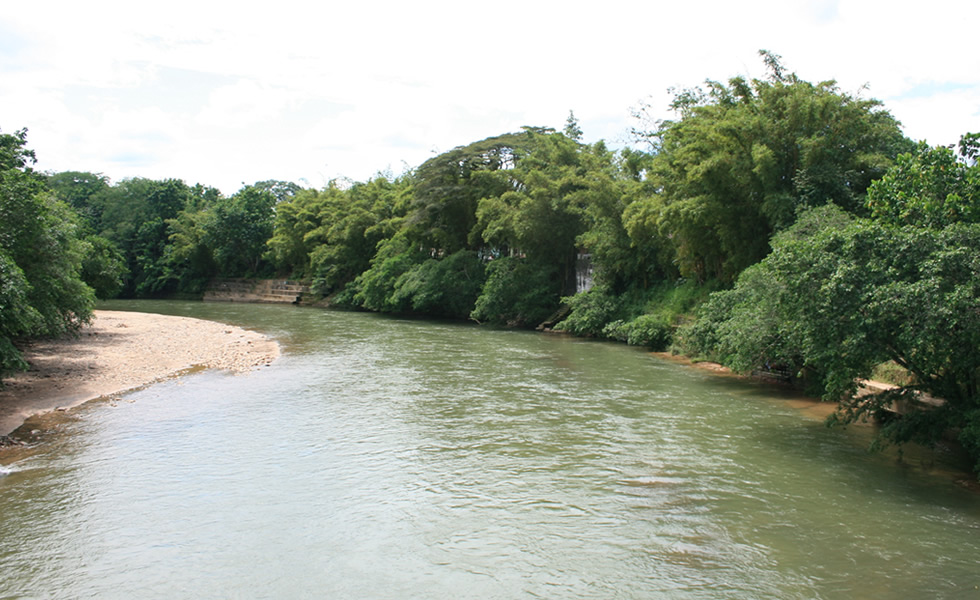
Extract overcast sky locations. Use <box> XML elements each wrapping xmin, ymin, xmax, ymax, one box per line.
<box><xmin>3</xmin><ymin>0</ymin><xmax>978</xmax><ymax>195</ymax></box>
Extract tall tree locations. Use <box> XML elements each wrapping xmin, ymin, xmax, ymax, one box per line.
<box><xmin>1</xmin><ymin>128</ymin><xmax>94</xmax><ymax>377</ymax></box>
<box><xmin>203</xmin><ymin>184</ymin><xmax>277</xmax><ymax>277</ymax></box>
<box><xmin>630</xmin><ymin>51</ymin><xmax>911</xmax><ymax>282</ymax></box>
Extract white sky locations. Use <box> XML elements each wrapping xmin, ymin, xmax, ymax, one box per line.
<box><xmin>3</xmin><ymin>0</ymin><xmax>978</xmax><ymax>195</ymax></box>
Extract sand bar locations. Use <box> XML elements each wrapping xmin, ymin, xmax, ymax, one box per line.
<box><xmin>0</xmin><ymin>310</ymin><xmax>279</xmax><ymax>437</ymax></box>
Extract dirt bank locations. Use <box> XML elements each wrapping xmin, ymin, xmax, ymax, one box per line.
<box><xmin>0</xmin><ymin>310</ymin><xmax>279</xmax><ymax>437</ymax></box>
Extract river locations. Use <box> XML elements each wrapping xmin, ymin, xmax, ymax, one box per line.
<box><xmin>1</xmin><ymin>301</ymin><xmax>978</xmax><ymax>599</ymax></box>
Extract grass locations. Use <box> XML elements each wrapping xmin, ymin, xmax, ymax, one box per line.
<box><xmin>870</xmin><ymin>361</ymin><xmax>915</xmax><ymax>386</ymax></box>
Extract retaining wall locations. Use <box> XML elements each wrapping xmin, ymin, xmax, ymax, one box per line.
<box><xmin>203</xmin><ymin>279</ymin><xmax>311</xmax><ymax>304</ymax></box>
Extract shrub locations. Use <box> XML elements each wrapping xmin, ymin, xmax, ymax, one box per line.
<box><xmin>390</xmin><ymin>251</ymin><xmax>486</xmax><ymax>319</ymax></box>
<box><xmin>554</xmin><ymin>284</ymin><xmax>621</xmax><ymax>336</ymax></box>
<box><xmin>603</xmin><ymin>314</ymin><xmax>672</xmax><ymax>350</ymax></box>
<box><xmin>471</xmin><ymin>257</ymin><xmax>558</xmax><ymax>327</ymax></box>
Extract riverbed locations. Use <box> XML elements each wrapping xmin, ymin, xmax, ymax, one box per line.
<box><xmin>1</xmin><ymin>301</ymin><xmax>978</xmax><ymax>599</ymax></box>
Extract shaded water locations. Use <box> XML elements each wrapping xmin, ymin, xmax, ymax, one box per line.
<box><xmin>1</xmin><ymin>301</ymin><xmax>978</xmax><ymax>599</ymax></box>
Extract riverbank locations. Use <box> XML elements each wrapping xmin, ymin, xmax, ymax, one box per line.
<box><xmin>0</xmin><ymin>310</ymin><xmax>279</xmax><ymax>438</ymax></box>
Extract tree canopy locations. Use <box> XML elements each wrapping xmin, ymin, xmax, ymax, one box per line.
<box><xmin>628</xmin><ymin>51</ymin><xmax>910</xmax><ymax>282</ymax></box>
<box><xmin>683</xmin><ymin>171</ymin><xmax>980</xmax><ymax>472</ymax></box>
<box><xmin>1</xmin><ymin>129</ymin><xmax>94</xmax><ymax>377</ymax></box>
<box><xmin>6</xmin><ymin>54</ymin><xmax>980</xmax><ymax>478</ymax></box>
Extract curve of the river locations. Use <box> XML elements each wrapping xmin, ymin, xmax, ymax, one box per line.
<box><xmin>1</xmin><ymin>301</ymin><xmax>978</xmax><ymax>599</ymax></box>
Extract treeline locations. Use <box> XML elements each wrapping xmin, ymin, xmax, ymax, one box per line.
<box><xmin>3</xmin><ymin>53</ymin><xmax>979</xmax><ymax>473</ymax></box>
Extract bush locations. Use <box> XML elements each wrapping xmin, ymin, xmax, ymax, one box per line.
<box><xmin>390</xmin><ymin>251</ymin><xmax>486</xmax><ymax>319</ymax></box>
<box><xmin>870</xmin><ymin>361</ymin><xmax>916</xmax><ymax>387</ymax></box>
<box><xmin>350</xmin><ymin>234</ymin><xmax>425</xmax><ymax>312</ymax></box>
<box><xmin>603</xmin><ymin>314</ymin><xmax>673</xmax><ymax>350</ymax></box>
<box><xmin>554</xmin><ymin>284</ymin><xmax>621</xmax><ymax>336</ymax></box>
<box><xmin>471</xmin><ymin>257</ymin><xmax>558</xmax><ymax>327</ymax></box>
<box><xmin>959</xmin><ymin>410</ymin><xmax>980</xmax><ymax>476</ymax></box>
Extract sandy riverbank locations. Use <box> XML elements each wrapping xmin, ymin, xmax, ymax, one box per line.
<box><xmin>0</xmin><ymin>310</ymin><xmax>279</xmax><ymax>437</ymax></box>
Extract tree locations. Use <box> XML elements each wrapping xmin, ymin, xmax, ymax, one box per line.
<box><xmin>267</xmin><ymin>187</ymin><xmax>337</xmax><ymax>278</ymax></box>
<box><xmin>308</xmin><ymin>176</ymin><xmax>412</xmax><ymax>295</ymax></box>
<box><xmin>866</xmin><ymin>138</ymin><xmax>980</xmax><ymax>228</ymax></box>
<box><xmin>387</xmin><ymin>250</ymin><xmax>487</xmax><ymax>319</ymax></box>
<box><xmin>682</xmin><ymin>205</ymin><xmax>980</xmax><ymax>474</ymax></box>
<box><xmin>1</xmin><ymin>128</ymin><xmax>94</xmax><ymax>378</ymax></box>
<box><xmin>630</xmin><ymin>52</ymin><xmax>911</xmax><ymax>282</ymax></box>
<box><xmin>203</xmin><ymin>184</ymin><xmax>277</xmax><ymax>277</ymax></box>
<box><xmin>470</xmin><ymin>256</ymin><xmax>557</xmax><ymax>327</ymax></box>
<box><xmin>94</xmin><ymin>177</ymin><xmax>194</xmax><ymax>296</ymax></box>
<box><xmin>79</xmin><ymin>235</ymin><xmax>127</xmax><ymax>299</ymax></box>
<box><xmin>564</xmin><ymin>110</ymin><xmax>583</xmax><ymax>141</ymax></box>
<box><xmin>164</xmin><ymin>207</ymin><xmax>218</xmax><ymax>293</ymax></box>
<box><xmin>409</xmin><ymin>132</ymin><xmax>528</xmax><ymax>254</ymax></box>
<box><xmin>46</xmin><ymin>171</ymin><xmax>110</xmax><ymax>224</ymax></box>
<box><xmin>45</xmin><ymin>171</ymin><xmax>127</xmax><ymax>298</ymax></box>
<box><xmin>253</xmin><ymin>179</ymin><xmax>301</xmax><ymax>204</ymax></box>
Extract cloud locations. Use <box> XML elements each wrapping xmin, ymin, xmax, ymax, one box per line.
<box><xmin>2</xmin><ymin>0</ymin><xmax>979</xmax><ymax>194</ymax></box>
<box><xmin>197</xmin><ymin>80</ymin><xmax>301</xmax><ymax>128</ymax></box>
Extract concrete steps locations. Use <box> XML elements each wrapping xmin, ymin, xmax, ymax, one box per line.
<box><xmin>203</xmin><ymin>279</ymin><xmax>312</xmax><ymax>304</ymax></box>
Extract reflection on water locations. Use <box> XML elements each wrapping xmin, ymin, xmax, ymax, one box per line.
<box><xmin>1</xmin><ymin>300</ymin><xmax>979</xmax><ymax>599</ymax></box>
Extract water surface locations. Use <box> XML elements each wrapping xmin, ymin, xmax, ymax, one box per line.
<box><xmin>1</xmin><ymin>301</ymin><xmax>978</xmax><ymax>599</ymax></box>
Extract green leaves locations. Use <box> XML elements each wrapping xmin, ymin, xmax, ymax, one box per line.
<box><xmin>1</xmin><ymin>129</ymin><xmax>95</xmax><ymax>378</ymax></box>
<box><xmin>470</xmin><ymin>257</ymin><xmax>558</xmax><ymax>327</ymax></box>
<box><xmin>866</xmin><ymin>140</ymin><xmax>980</xmax><ymax>228</ymax></box>
<box><xmin>635</xmin><ymin>60</ymin><xmax>910</xmax><ymax>282</ymax></box>
<box><xmin>202</xmin><ymin>185</ymin><xmax>277</xmax><ymax>277</ymax></box>
<box><xmin>682</xmin><ymin>204</ymin><xmax>980</xmax><ymax>472</ymax></box>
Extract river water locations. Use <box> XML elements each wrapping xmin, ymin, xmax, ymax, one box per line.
<box><xmin>1</xmin><ymin>301</ymin><xmax>978</xmax><ymax>599</ymax></box>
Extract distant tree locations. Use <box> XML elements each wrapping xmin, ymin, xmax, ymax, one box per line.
<box><xmin>960</xmin><ymin>132</ymin><xmax>980</xmax><ymax>165</ymax></box>
<box><xmin>45</xmin><ymin>171</ymin><xmax>127</xmax><ymax>298</ymax></box>
<box><xmin>470</xmin><ymin>256</ymin><xmax>557</xmax><ymax>327</ymax></box>
<box><xmin>307</xmin><ymin>176</ymin><xmax>412</xmax><ymax>294</ymax></box>
<box><xmin>79</xmin><ymin>235</ymin><xmax>127</xmax><ymax>299</ymax></box>
<box><xmin>563</xmin><ymin>110</ymin><xmax>583</xmax><ymax>141</ymax></box>
<box><xmin>408</xmin><ymin>132</ymin><xmax>526</xmax><ymax>254</ymax></box>
<box><xmin>253</xmin><ymin>179</ymin><xmax>302</xmax><ymax>204</ymax></box>
<box><xmin>92</xmin><ymin>177</ymin><xmax>194</xmax><ymax>296</ymax></box>
<box><xmin>46</xmin><ymin>170</ymin><xmax>110</xmax><ymax>224</ymax></box>
<box><xmin>387</xmin><ymin>250</ymin><xmax>487</xmax><ymax>319</ymax></box>
<box><xmin>267</xmin><ymin>187</ymin><xmax>336</xmax><ymax>278</ymax></box>
<box><xmin>203</xmin><ymin>184</ymin><xmax>277</xmax><ymax>277</ymax></box>
<box><xmin>164</xmin><ymin>207</ymin><xmax>218</xmax><ymax>293</ymax></box>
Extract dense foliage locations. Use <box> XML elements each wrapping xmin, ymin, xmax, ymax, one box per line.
<box><xmin>4</xmin><ymin>52</ymin><xmax>980</xmax><ymax>476</ymax></box>
<box><xmin>682</xmin><ymin>142</ymin><xmax>980</xmax><ymax>472</ymax></box>
<box><xmin>1</xmin><ymin>129</ymin><xmax>95</xmax><ymax>376</ymax></box>
<box><xmin>628</xmin><ymin>51</ymin><xmax>911</xmax><ymax>282</ymax></box>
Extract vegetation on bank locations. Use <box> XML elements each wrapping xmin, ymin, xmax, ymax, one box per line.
<box><xmin>2</xmin><ymin>52</ymin><xmax>979</xmax><ymax>474</ymax></box>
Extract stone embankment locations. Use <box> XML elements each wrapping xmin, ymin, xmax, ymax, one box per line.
<box><xmin>203</xmin><ymin>279</ymin><xmax>312</xmax><ymax>304</ymax></box>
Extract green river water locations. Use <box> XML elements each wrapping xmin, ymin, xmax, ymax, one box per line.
<box><xmin>1</xmin><ymin>301</ymin><xmax>978</xmax><ymax>599</ymax></box>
